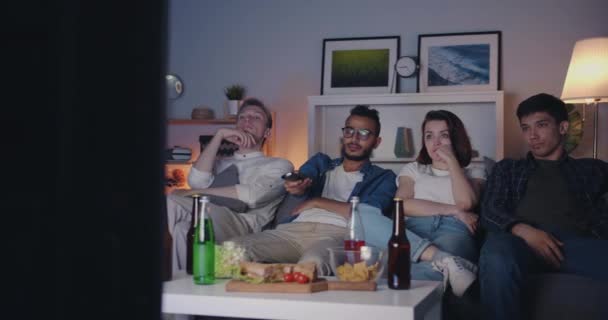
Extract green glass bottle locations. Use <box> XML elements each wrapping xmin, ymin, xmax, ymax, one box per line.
<box><xmin>186</xmin><ymin>194</ymin><xmax>200</xmax><ymax>275</ymax></box>
<box><xmin>193</xmin><ymin>196</ymin><xmax>215</xmax><ymax>285</ymax></box>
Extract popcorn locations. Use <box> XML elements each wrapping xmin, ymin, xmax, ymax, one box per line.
<box><xmin>215</xmin><ymin>241</ymin><xmax>247</xmax><ymax>278</ymax></box>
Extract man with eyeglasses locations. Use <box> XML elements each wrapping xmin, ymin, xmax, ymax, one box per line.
<box><xmin>166</xmin><ymin>98</ymin><xmax>293</xmax><ymax>273</ymax></box>
<box><xmin>229</xmin><ymin>105</ymin><xmax>396</xmax><ymax>275</ymax></box>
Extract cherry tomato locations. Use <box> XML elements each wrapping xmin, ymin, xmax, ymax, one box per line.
<box><xmin>283</xmin><ymin>273</ymin><xmax>295</xmax><ymax>282</ymax></box>
<box><xmin>296</xmin><ymin>274</ymin><xmax>310</xmax><ymax>284</ymax></box>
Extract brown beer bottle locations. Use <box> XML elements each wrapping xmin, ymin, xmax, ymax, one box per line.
<box><xmin>186</xmin><ymin>194</ymin><xmax>201</xmax><ymax>275</ymax></box>
<box><xmin>388</xmin><ymin>197</ymin><xmax>411</xmax><ymax>289</ymax></box>
<box><xmin>161</xmin><ymin>213</ymin><xmax>173</xmax><ymax>281</ymax></box>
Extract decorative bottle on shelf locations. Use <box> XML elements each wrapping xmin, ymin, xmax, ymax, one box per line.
<box><xmin>388</xmin><ymin>197</ymin><xmax>411</xmax><ymax>290</ymax></box>
<box><xmin>394</xmin><ymin>127</ymin><xmax>415</xmax><ymax>158</ymax></box>
<box><xmin>344</xmin><ymin>196</ymin><xmax>365</xmax><ymax>250</ymax></box>
<box><xmin>186</xmin><ymin>194</ymin><xmax>200</xmax><ymax>275</ymax></box>
<box><xmin>193</xmin><ymin>196</ymin><xmax>215</xmax><ymax>285</ymax></box>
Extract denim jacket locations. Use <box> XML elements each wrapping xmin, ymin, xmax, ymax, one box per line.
<box><xmin>481</xmin><ymin>152</ymin><xmax>608</xmax><ymax>239</ymax></box>
<box><xmin>294</xmin><ymin>152</ymin><xmax>397</xmax><ymax>218</ymax></box>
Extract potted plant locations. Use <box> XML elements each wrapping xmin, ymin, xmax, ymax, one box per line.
<box><xmin>224</xmin><ymin>84</ymin><xmax>246</xmax><ymax>117</ymax></box>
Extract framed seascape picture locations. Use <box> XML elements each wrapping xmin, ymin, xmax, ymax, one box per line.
<box><xmin>417</xmin><ymin>31</ymin><xmax>501</xmax><ymax>93</ymax></box>
<box><xmin>321</xmin><ymin>36</ymin><xmax>400</xmax><ymax>95</ymax></box>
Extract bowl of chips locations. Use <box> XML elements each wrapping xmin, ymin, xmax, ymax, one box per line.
<box><xmin>327</xmin><ymin>245</ymin><xmax>386</xmax><ymax>282</ymax></box>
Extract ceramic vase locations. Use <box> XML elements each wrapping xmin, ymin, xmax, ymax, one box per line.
<box><xmin>394</xmin><ymin>127</ymin><xmax>415</xmax><ymax>158</ymax></box>
<box><xmin>227</xmin><ymin>100</ymin><xmax>240</xmax><ymax>117</ymax></box>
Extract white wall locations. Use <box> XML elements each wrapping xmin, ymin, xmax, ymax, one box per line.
<box><xmin>166</xmin><ymin>0</ymin><xmax>608</xmax><ymax>167</ymax></box>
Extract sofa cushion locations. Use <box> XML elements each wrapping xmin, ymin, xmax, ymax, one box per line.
<box><xmin>175</xmin><ymin>165</ymin><xmax>249</xmax><ymax>212</ymax></box>
<box><xmin>209</xmin><ymin>164</ymin><xmax>239</xmax><ymax>187</ymax></box>
<box><xmin>524</xmin><ymin>273</ymin><xmax>608</xmax><ymax>320</ymax></box>
<box><xmin>262</xmin><ymin>194</ymin><xmax>305</xmax><ymax>230</ymax></box>
<box><xmin>482</xmin><ymin>156</ymin><xmax>496</xmax><ymax>178</ymax></box>
<box><xmin>205</xmin><ymin>164</ymin><xmax>248</xmax><ymax>212</ymax></box>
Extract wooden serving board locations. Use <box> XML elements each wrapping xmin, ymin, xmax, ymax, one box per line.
<box><xmin>225</xmin><ymin>278</ymin><xmax>328</xmax><ymax>293</ymax></box>
<box><xmin>327</xmin><ymin>280</ymin><xmax>377</xmax><ymax>291</ymax></box>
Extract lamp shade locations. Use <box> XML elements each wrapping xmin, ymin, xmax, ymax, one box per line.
<box><xmin>561</xmin><ymin>37</ymin><xmax>608</xmax><ymax>103</ymax></box>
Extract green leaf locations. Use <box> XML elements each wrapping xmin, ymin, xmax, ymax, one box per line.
<box><xmin>565</xmin><ymin>103</ymin><xmax>584</xmax><ymax>153</ymax></box>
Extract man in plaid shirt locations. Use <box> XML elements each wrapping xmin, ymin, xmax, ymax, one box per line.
<box><xmin>479</xmin><ymin>93</ymin><xmax>608</xmax><ymax>320</ymax></box>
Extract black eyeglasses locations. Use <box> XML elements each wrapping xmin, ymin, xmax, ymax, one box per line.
<box><xmin>341</xmin><ymin>127</ymin><xmax>374</xmax><ymax>140</ymax></box>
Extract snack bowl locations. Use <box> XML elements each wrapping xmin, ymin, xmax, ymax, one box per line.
<box><xmin>215</xmin><ymin>241</ymin><xmax>247</xmax><ymax>279</ymax></box>
<box><xmin>327</xmin><ymin>245</ymin><xmax>386</xmax><ymax>282</ymax></box>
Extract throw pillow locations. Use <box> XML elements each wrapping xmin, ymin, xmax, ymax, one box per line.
<box><xmin>206</xmin><ymin>164</ymin><xmax>248</xmax><ymax>212</ymax></box>
<box><xmin>181</xmin><ymin>164</ymin><xmax>249</xmax><ymax>212</ymax></box>
<box><xmin>273</xmin><ymin>194</ymin><xmax>306</xmax><ymax>226</ymax></box>
<box><xmin>483</xmin><ymin>156</ymin><xmax>497</xmax><ymax>178</ymax></box>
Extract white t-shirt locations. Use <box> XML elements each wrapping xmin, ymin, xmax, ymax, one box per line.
<box><xmin>396</xmin><ymin>162</ymin><xmax>486</xmax><ymax>205</ymax></box>
<box><xmin>294</xmin><ymin>164</ymin><xmax>363</xmax><ymax>227</ymax></box>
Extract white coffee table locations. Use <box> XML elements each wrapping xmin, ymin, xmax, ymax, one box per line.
<box><xmin>162</xmin><ymin>272</ymin><xmax>443</xmax><ymax>320</ymax></box>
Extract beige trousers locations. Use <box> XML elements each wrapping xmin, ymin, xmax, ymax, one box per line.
<box><xmin>230</xmin><ymin>222</ymin><xmax>346</xmax><ymax>276</ymax></box>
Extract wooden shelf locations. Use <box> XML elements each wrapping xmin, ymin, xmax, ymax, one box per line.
<box><xmin>165</xmin><ymin>160</ymin><xmax>193</xmax><ymax>165</ymax></box>
<box><xmin>371</xmin><ymin>157</ymin><xmax>486</xmax><ymax>163</ymax></box>
<box><xmin>371</xmin><ymin>157</ymin><xmax>416</xmax><ymax>163</ymax></box>
<box><xmin>168</xmin><ymin>118</ymin><xmax>236</xmax><ymax>125</ymax></box>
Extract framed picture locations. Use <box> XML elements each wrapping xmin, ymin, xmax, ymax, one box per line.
<box><xmin>417</xmin><ymin>31</ymin><xmax>501</xmax><ymax>93</ymax></box>
<box><xmin>321</xmin><ymin>36</ymin><xmax>400</xmax><ymax>95</ymax></box>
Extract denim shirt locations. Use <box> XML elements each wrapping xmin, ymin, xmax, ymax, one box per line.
<box><xmin>293</xmin><ymin>152</ymin><xmax>397</xmax><ymax>218</ymax></box>
<box><xmin>481</xmin><ymin>152</ymin><xmax>608</xmax><ymax>239</ymax></box>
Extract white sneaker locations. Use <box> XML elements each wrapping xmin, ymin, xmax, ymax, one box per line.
<box><xmin>431</xmin><ymin>256</ymin><xmax>478</xmax><ymax>297</ymax></box>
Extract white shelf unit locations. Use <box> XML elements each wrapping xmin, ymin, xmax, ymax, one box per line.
<box><xmin>308</xmin><ymin>91</ymin><xmax>504</xmax><ymax>173</ymax></box>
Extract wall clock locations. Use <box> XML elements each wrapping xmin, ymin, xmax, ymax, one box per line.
<box><xmin>395</xmin><ymin>56</ymin><xmax>419</xmax><ymax>78</ymax></box>
<box><xmin>166</xmin><ymin>74</ymin><xmax>184</xmax><ymax>99</ymax></box>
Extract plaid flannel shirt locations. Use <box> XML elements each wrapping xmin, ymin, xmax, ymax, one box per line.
<box><xmin>481</xmin><ymin>152</ymin><xmax>608</xmax><ymax>239</ymax></box>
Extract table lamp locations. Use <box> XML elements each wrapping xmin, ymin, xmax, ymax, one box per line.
<box><xmin>561</xmin><ymin>37</ymin><xmax>608</xmax><ymax>158</ymax></box>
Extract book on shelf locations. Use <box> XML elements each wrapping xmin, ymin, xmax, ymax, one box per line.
<box><xmin>166</xmin><ymin>146</ymin><xmax>192</xmax><ymax>161</ymax></box>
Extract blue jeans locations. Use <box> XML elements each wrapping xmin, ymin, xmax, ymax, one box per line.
<box><xmin>479</xmin><ymin>227</ymin><xmax>608</xmax><ymax>320</ymax></box>
<box><xmin>359</xmin><ymin>204</ymin><xmax>477</xmax><ymax>281</ymax></box>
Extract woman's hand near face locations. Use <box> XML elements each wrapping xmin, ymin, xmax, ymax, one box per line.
<box><xmin>435</xmin><ymin>144</ymin><xmax>459</xmax><ymax>168</ymax></box>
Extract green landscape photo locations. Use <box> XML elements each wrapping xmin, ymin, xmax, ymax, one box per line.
<box><xmin>331</xmin><ymin>49</ymin><xmax>389</xmax><ymax>88</ymax></box>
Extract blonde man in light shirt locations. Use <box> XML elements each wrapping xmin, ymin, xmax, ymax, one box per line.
<box><xmin>166</xmin><ymin>98</ymin><xmax>293</xmax><ymax>273</ymax></box>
